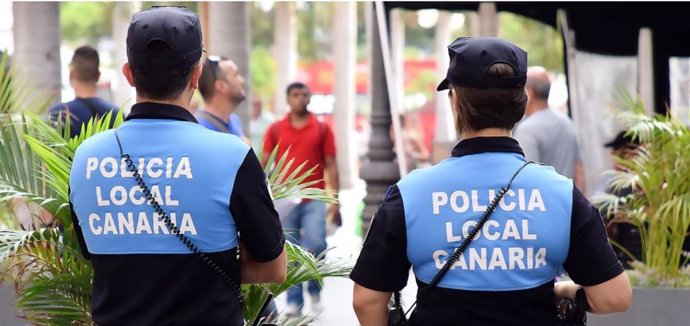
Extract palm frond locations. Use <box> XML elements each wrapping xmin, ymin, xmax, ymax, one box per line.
<box><xmin>16</xmin><ymin>273</ymin><xmax>92</xmax><ymax>326</ymax></box>
<box><xmin>0</xmin><ymin>228</ymin><xmax>93</xmax><ymax>325</ymax></box>
<box><xmin>0</xmin><ymin>115</ymin><xmax>59</xmax><ymax>215</ymax></box>
<box><xmin>0</xmin><ymin>52</ymin><xmax>52</xmax><ymax>115</ymax></box>
<box><xmin>607</xmin><ymin>92</ymin><xmax>690</xmax><ymax>285</ymax></box>
<box><xmin>242</xmin><ymin>241</ymin><xmax>353</xmax><ymax>324</ymax></box>
<box><xmin>264</xmin><ymin>145</ymin><xmax>337</xmax><ymax>204</ymax></box>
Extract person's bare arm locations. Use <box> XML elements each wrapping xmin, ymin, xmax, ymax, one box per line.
<box><xmin>240</xmin><ymin>244</ymin><xmax>287</xmax><ymax>284</ymax></box>
<box><xmin>353</xmin><ymin>283</ymin><xmax>391</xmax><ymax>326</ymax></box>
<box><xmin>555</xmin><ymin>272</ymin><xmax>632</xmax><ymax>314</ymax></box>
<box><xmin>260</xmin><ymin>151</ymin><xmax>270</xmax><ymax>168</ymax></box>
<box><xmin>325</xmin><ymin>156</ymin><xmax>340</xmax><ymax>221</ymax></box>
<box><xmin>574</xmin><ymin>159</ymin><xmax>586</xmax><ymax>194</ymax></box>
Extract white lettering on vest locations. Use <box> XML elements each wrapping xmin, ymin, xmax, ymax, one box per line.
<box><xmin>499</xmin><ymin>189</ymin><xmax>516</xmax><ymax>211</ymax></box>
<box><xmin>89</xmin><ymin>213</ymin><xmax>102</xmax><ymax>235</ymax></box>
<box><xmin>528</xmin><ymin>189</ymin><xmax>546</xmax><ymax>211</ymax></box>
<box><xmin>110</xmin><ymin>186</ymin><xmax>127</xmax><ymax>206</ymax></box>
<box><xmin>471</xmin><ymin>190</ymin><xmax>487</xmax><ymax>212</ymax></box>
<box><xmin>450</xmin><ymin>191</ymin><xmax>470</xmax><ymax>213</ymax></box>
<box><xmin>432</xmin><ymin>192</ymin><xmax>448</xmax><ymax>215</ymax></box>
<box><xmin>173</xmin><ymin>157</ymin><xmax>192</xmax><ymax>179</ymax></box>
<box><xmin>100</xmin><ymin>157</ymin><xmax>118</xmax><ymax>178</ymax></box>
<box><xmin>146</xmin><ymin>158</ymin><xmax>163</xmax><ymax>178</ymax></box>
<box><xmin>96</xmin><ymin>186</ymin><xmax>110</xmax><ymax>206</ymax></box>
<box><xmin>117</xmin><ymin>212</ymin><xmax>134</xmax><ymax>234</ymax></box>
<box><xmin>86</xmin><ymin>157</ymin><xmax>98</xmax><ymax>179</ymax></box>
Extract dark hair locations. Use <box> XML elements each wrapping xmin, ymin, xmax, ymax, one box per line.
<box><xmin>286</xmin><ymin>82</ymin><xmax>309</xmax><ymax>96</ymax></box>
<box><xmin>70</xmin><ymin>46</ymin><xmax>100</xmax><ymax>83</ymax></box>
<box><xmin>452</xmin><ymin>63</ymin><xmax>527</xmax><ymax>133</ymax></box>
<box><xmin>526</xmin><ymin>73</ymin><xmax>551</xmax><ymax>101</ymax></box>
<box><xmin>198</xmin><ymin>56</ymin><xmax>227</xmax><ymax>100</ymax></box>
<box><xmin>128</xmin><ymin>41</ymin><xmax>197</xmax><ymax>100</ymax></box>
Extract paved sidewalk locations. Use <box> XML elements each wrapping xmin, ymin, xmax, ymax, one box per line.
<box><xmin>273</xmin><ymin>180</ymin><xmax>419</xmax><ymax>326</ymax></box>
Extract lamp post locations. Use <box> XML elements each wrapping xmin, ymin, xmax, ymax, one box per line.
<box><xmin>359</xmin><ymin>3</ymin><xmax>400</xmax><ymax>235</ymax></box>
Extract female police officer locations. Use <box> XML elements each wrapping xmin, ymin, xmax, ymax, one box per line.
<box><xmin>350</xmin><ymin>37</ymin><xmax>632</xmax><ymax>326</ymax></box>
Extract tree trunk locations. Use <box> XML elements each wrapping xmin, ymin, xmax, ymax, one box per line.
<box><xmin>208</xmin><ymin>2</ymin><xmax>251</xmax><ymax>133</ymax></box>
<box><xmin>273</xmin><ymin>2</ymin><xmax>297</xmax><ymax>117</ymax></box>
<box><xmin>478</xmin><ymin>2</ymin><xmax>498</xmax><ymax>37</ymax></box>
<box><xmin>12</xmin><ymin>2</ymin><xmax>61</xmax><ymax>110</ymax></box>
<box><xmin>112</xmin><ymin>2</ymin><xmax>139</xmax><ymax>114</ymax></box>
<box><xmin>432</xmin><ymin>11</ymin><xmax>456</xmax><ymax>163</ymax></box>
<box><xmin>333</xmin><ymin>1</ymin><xmax>357</xmax><ymax>190</ymax></box>
<box><xmin>390</xmin><ymin>9</ymin><xmax>405</xmax><ymax>113</ymax></box>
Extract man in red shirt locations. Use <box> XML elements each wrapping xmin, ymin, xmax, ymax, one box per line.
<box><xmin>261</xmin><ymin>82</ymin><xmax>339</xmax><ymax>316</ymax></box>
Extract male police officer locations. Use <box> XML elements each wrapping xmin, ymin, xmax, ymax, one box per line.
<box><xmin>351</xmin><ymin>37</ymin><xmax>631</xmax><ymax>326</ymax></box>
<box><xmin>69</xmin><ymin>7</ymin><xmax>286</xmax><ymax>325</ymax></box>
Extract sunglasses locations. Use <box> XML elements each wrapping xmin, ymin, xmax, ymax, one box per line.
<box><xmin>206</xmin><ymin>55</ymin><xmax>227</xmax><ymax>82</ymax></box>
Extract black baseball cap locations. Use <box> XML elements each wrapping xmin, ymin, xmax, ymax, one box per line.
<box><xmin>604</xmin><ymin>131</ymin><xmax>641</xmax><ymax>150</ymax></box>
<box><xmin>437</xmin><ymin>37</ymin><xmax>527</xmax><ymax>91</ymax></box>
<box><xmin>126</xmin><ymin>6</ymin><xmax>203</xmax><ymax>67</ymax></box>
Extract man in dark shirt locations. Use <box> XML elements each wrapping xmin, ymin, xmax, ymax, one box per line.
<box><xmin>68</xmin><ymin>7</ymin><xmax>286</xmax><ymax>326</ymax></box>
<box><xmin>48</xmin><ymin>45</ymin><xmax>117</xmax><ymax>138</ymax></box>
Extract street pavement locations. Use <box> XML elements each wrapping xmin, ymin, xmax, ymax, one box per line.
<box><xmin>272</xmin><ymin>180</ymin><xmax>419</xmax><ymax>326</ymax></box>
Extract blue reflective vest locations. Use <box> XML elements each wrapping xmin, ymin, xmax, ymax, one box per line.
<box><xmin>69</xmin><ymin>118</ymin><xmax>249</xmax><ymax>254</ymax></box>
<box><xmin>397</xmin><ymin>152</ymin><xmax>573</xmax><ymax>291</ymax></box>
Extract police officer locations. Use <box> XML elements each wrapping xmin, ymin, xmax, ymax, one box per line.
<box><xmin>69</xmin><ymin>7</ymin><xmax>286</xmax><ymax>325</ymax></box>
<box><xmin>350</xmin><ymin>37</ymin><xmax>632</xmax><ymax>326</ymax></box>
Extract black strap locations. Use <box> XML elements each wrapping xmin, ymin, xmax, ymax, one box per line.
<box><xmin>197</xmin><ymin>110</ymin><xmax>231</xmax><ymax>133</ymax></box>
<box><xmin>401</xmin><ymin>160</ymin><xmax>535</xmax><ymax>316</ymax></box>
<box><xmin>113</xmin><ymin>129</ymin><xmax>244</xmax><ymax>304</ymax></box>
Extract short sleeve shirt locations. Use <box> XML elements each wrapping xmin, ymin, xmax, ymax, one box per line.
<box><xmin>350</xmin><ymin>137</ymin><xmax>622</xmax><ymax>326</ymax></box>
<box><xmin>69</xmin><ymin>103</ymin><xmax>284</xmax><ymax>326</ymax></box>
<box><xmin>262</xmin><ymin>113</ymin><xmax>336</xmax><ymax>189</ymax></box>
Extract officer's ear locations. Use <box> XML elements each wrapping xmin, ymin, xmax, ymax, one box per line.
<box><xmin>122</xmin><ymin>63</ymin><xmax>136</xmax><ymax>87</ymax></box>
<box><xmin>189</xmin><ymin>63</ymin><xmax>203</xmax><ymax>90</ymax></box>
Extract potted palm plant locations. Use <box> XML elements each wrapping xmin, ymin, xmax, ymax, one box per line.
<box><xmin>0</xmin><ymin>55</ymin><xmax>351</xmax><ymax>325</ymax></box>
<box><xmin>590</xmin><ymin>93</ymin><xmax>690</xmax><ymax>325</ymax></box>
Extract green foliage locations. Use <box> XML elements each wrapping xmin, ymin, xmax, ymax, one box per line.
<box><xmin>296</xmin><ymin>2</ymin><xmax>335</xmax><ymax>62</ymax></box>
<box><xmin>250</xmin><ymin>3</ymin><xmax>275</xmax><ymax>49</ymax></box>
<box><xmin>264</xmin><ymin>144</ymin><xmax>337</xmax><ymax>203</ymax></box>
<box><xmin>0</xmin><ymin>109</ymin><xmax>122</xmax><ymax>325</ymax></box>
<box><xmin>594</xmin><ymin>92</ymin><xmax>690</xmax><ymax>288</ymax></box>
<box><xmin>1</xmin><ymin>228</ymin><xmax>93</xmax><ymax>325</ymax></box>
<box><xmin>498</xmin><ymin>12</ymin><xmax>564</xmax><ymax>73</ymax></box>
<box><xmin>0</xmin><ymin>53</ymin><xmax>52</xmax><ymax>114</ymax></box>
<box><xmin>249</xmin><ymin>47</ymin><xmax>277</xmax><ymax>102</ymax></box>
<box><xmin>141</xmin><ymin>2</ymin><xmax>198</xmax><ymax>12</ymax></box>
<box><xmin>60</xmin><ymin>2</ymin><xmax>115</xmax><ymax>45</ymax></box>
<box><xmin>243</xmin><ymin>242</ymin><xmax>351</xmax><ymax>325</ymax></box>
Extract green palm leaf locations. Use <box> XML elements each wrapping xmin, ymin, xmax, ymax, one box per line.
<box><xmin>0</xmin><ymin>228</ymin><xmax>93</xmax><ymax>326</ymax></box>
<box><xmin>264</xmin><ymin>144</ymin><xmax>337</xmax><ymax>204</ymax></box>
<box><xmin>0</xmin><ymin>52</ymin><xmax>52</xmax><ymax>115</ymax></box>
<box><xmin>604</xmin><ymin>91</ymin><xmax>690</xmax><ymax>286</ymax></box>
<box><xmin>242</xmin><ymin>242</ymin><xmax>352</xmax><ymax>324</ymax></box>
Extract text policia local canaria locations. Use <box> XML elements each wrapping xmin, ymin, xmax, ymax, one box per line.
<box><xmin>85</xmin><ymin>157</ymin><xmax>198</xmax><ymax>236</ymax></box>
<box><xmin>431</xmin><ymin>188</ymin><xmax>547</xmax><ymax>271</ymax></box>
